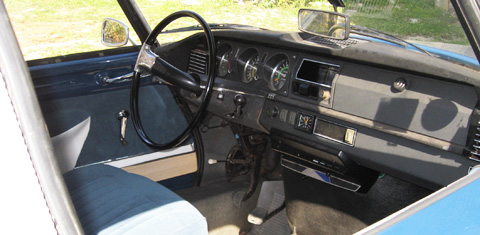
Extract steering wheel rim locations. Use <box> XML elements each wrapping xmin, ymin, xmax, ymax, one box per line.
<box><xmin>131</xmin><ymin>10</ymin><xmax>216</xmax><ymax>150</ymax></box>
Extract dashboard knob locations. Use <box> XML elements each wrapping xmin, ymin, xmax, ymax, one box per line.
<box><xmin>319</xmin><ymin>90</ymin><xmax>331</xmax><ymax>100</ymax></box>
<box><xmin>393</xmin><ymin>78</ymin><xmax>407</xmax><ymax>92</ymax></box>
<box><xmin>226</xmin><ymin>94</ymin><xmax>247</xmax><ymax>119</ymax></box>
<box><xmin>234</xmin><ymin>94</ymin><xmax>246</xmax><ymax>106</ymax></box>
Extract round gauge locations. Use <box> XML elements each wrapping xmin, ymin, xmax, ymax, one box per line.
<box><xmin>242</xmin><ymin>55</ymin><xmax>260</xmax><ymax>83</ymax></box>
<box><xmin>270</xmin><ymin>59</ymin><xmax>289</xmax><ymax>91</ymax></box>
<box><xmin>217</xmin><ymin>48</ymin><xmax>232</xmax><ymax>77</ymax></box>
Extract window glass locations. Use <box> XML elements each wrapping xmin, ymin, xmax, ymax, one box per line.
<box><xmin>6</xmin><ymin>0</ymin><xmax>140</xmax><ymax>61</ymax></box>
<box><xmin>344</xmin><ymin>0</ymin><xmax>474</xmax><ymax>58</ymax></box>
<box><xmin>136</xmin><ymin>0</ymin><xmax>475</xmax><ymax>66</ymax></box>
<box><xmin>6</xmin><ymin>0</ymin><xmax>476</xmax><ymax>66</ymax></box>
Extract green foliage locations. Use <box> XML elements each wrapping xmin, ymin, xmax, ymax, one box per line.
<box><xmin>260</xmin><ymin>0</ymin><xmax>317</xmax><ymax>8</ymax></box>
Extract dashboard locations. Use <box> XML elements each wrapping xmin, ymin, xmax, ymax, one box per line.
<box><xmin>166</xmin><ymin>29</ymin><xmax>480</xmax><ymax>191</ymax></box>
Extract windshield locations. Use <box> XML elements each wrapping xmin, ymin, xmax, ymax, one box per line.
<box><xmin>136</xmin><ymin>0</ymin><xmax>475</xmax><ymax>65</ymax></box>
<box><xmin>7</xmin><ymin>0</ymin><xmax>476</xmax><ymax>67</ymax></box>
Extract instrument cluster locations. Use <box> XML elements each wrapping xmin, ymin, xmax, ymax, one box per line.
<box><xmin>216</xmin><ymin>42</ymin><xmax>291</xmax><ymax>94</ymax></box>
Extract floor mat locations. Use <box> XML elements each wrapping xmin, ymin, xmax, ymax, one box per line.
<box><xmin>250</xmin><ymin>181</ymin><xmax>291</xmax><ymax>235</ymax></box>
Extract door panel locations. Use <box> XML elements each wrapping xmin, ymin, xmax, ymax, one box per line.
<box><xmin>30</xmin><ymin>50</ymin><xmax>191</xmax><ymax>170</ymax></box>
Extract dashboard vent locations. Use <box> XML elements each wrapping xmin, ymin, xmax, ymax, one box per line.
<box><xmin>470</xmin><ymin>121</ymin><xmax>480</xmax><ymax>162</ymax></box>
<box><xmin>187</xmin><ymin>49</ymin><xmax>208</xmax><ymax>75</ymax></box>
<box><xmin>307</xmin><ymin>36</ymin><xmax>364</xmax><ymax>49</ymax></box>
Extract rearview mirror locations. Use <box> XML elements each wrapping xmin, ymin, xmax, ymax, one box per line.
<box><xmin>102</xmin><ymin>18</ymin><xmax>129</xmax><ymax>47</ymax></box>
<box><xmin>298</xmin><ymin>9</ymin><xmax>350</xmax><ymax>40</ymax></box>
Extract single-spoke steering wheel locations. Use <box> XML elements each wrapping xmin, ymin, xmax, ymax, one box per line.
<box><xmin>131</xmin><ymin>11</ymin><xmax>216</xmax><ymax>150</ymax></box>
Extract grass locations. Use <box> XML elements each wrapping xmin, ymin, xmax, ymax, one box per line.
<box><xmin>347</xmin><ymin>0</ymin><xmax>468</xmax><ymax>44</ymax></box>
<box><xmin>5</xmin><ymin>0</ymin><xmax>470</xmax><ymax>60</ymax></box>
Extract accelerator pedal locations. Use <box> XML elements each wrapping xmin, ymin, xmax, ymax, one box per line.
<box><xmin>248</xmin><ymin>207</ymin><xmax>269</xmax><ymax>225</ymax></box>
<box><xmin>248</xmin><ymin>181</ymin><xmax>291</xmax><ymax>234</ymax></box>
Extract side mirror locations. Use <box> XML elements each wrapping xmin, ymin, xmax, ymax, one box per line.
<box><xmin>298</xmin><ymin>9</ymin><xmax>350</xmax><ymax>40</ymax></box>
<box><xmin>102</xmin><ymin>18</ymin><xmax>129</xmax><ymax>47</ymax></box>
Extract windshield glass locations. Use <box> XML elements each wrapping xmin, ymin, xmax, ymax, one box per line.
<box><xmin>344</xmin><ymin>0</ymin><xmax>476</xmax><ymax>62</ymax></box>
<box><xmin>6</xmin><ymin>0</ymin><xmax>476</xmax><ymax>67</ymax></box>
<box><xmin>137</xmin><ymin>0</ymin><xmax>475</xmax><ymax>66</ymax></box>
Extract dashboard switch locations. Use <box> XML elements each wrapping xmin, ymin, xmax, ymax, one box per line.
<box><xmin>279</xmin><ymin>109</ymin><xmax>288</xmax><ymax>122</ymax></box>
<box><xmin>267</xmin><ymin>106</ymin><xmax>279</xmax><ymax>118</ymax></box>
<box><xmin>272</xmin><ymin>106</ymin><xmax>279</xmax><ymax>118</ymax></box>
<box><xmin>345</xmin><ymin>128</ymin><xmax>356</xmax><ymax>145</ymax></box>
<box><xmin>288</xmin><ymin>111</ymin><xmax>296</xmax><ymax>125</ymax></box>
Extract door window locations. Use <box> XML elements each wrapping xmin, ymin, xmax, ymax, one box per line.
<box><xmin>6</xmin><ymin>1</ymin><xmax>140</xmax><ymax>61</ymax></box>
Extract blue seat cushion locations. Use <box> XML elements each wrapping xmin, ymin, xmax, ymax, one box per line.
<box><xmin>63</xmin><ymin>164</ymin><xmax>207</xmax><ymax>235</ymax></box>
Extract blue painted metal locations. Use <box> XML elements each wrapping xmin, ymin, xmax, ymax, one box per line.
<box><xmin>315</xmin><ymin>170</ymin><xmax>331</xmax><ymax>183</ymax></box>
<box><xmin>29</xmin><ymin>52</ymin><xmax>154</xmax><ymax>100</ymax></box>
<box><xmin>379</xmin><ymin>178</ymin><xmax>480</xmax><ymax>234</ymax></box>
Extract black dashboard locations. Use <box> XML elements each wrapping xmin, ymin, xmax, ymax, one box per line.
<box><xmin>164</xmin><ymin>29</ymin><xmax>480</xmax><ymax>191</ymax></box>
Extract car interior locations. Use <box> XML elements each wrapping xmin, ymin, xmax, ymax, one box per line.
<box><xmin>13</xmin><ymin>1</ymin><xmax>480</xmax><ymax>234</ymax></box>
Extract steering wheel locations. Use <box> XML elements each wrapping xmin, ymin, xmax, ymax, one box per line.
<box><xmin>131</xmin><ymin>11</ymin><xmax>216</xmax><ymax>150</ymax></box>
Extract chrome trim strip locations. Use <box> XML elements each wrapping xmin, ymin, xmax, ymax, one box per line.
<box><xmin>281</xmin><ymin>158</ymin><xmax>361</xmax><ymax>192</ymax></box>
<box><xmin>272</xmin><ymin>95</ymin><xmax>464</xmax><ymax>154</ymax></box>
<box><xmin>134</xmin><ymin>44</ymin><xmax>158</xmax><ymax>73</ymax></box>
<box><xmin>274</xmin><ymin>148</ymin><xmax>338</xmax><ymax>172</ymax></box>
<box><xmin>105</xmin><ymin>143</ymin><xmax>195</xmax><ymax>168</ymax></box>
<box><xmin>470</xmin><ymin>152</ymin><xmax>480</xmax><ymax>157</ymax></box>
<box><xmin>469</xmin><ymin>156</ymin><xmax>480</xmax><ymax>162</ymax></box>
<box><xmin>295</xmin><ymin>58</ymin><xmax>340</xmax><ymax>87</ymax></box>
<box><xmin>295</xmin><ymin>77</ymin><xmax>333</xmax><ymax>88</ymax></box>
<box><xmin>213</xmin><ymin>87</ymin><xmax>265</xmax><ymax>98</ymax></box>
<box><xmin>103</xmin><ymin>72</ymin><xmax>150</xmax><ymax>84</ymax></box>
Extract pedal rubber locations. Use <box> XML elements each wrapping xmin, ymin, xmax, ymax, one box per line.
<box><xmin>248</xmin><ymin>207</ymin><xmax>268</xmax><ymax>225</ymax></box>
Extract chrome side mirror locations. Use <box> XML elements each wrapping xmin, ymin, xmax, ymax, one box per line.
<box><xmin>298</xmin><ymin>9</ymin><xmax>350</xmax><ymax>40</ymax></box>
<box><xmin>102</xmin><ymin>18</ymin><xmax>129</xmax><ymax>47</ymax></box>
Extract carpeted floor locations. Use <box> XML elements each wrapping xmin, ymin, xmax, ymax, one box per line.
<box><xmin>177</xmin><ymin>115</ymin><xmax>433</xmax><ymax>235</ymax></box>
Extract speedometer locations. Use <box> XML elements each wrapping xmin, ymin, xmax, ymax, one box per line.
<box><xmin>218</xmin><ymin>48</ymin><xmax>232</xmax><ymax>77</ymax></box>
<box><xmin>270</xmin><ymin>59</ymin><xmax>289</xmax><ymax>91</ymax></box>
<box><xmin>242</xmin><ymin>55</ymin><xmax>260</xmax><ymax>83</ymax></box>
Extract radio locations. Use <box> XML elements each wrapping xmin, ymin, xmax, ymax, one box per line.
<box><xmin>270</xmin><ymin>128</ymin><xmax>378</xmax><ymax>193</ymax></box>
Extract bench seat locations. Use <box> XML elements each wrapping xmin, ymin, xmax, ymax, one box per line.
<box><xmin>63</xmin><ymin>164</ymin><xmax>207</xmax><ymax>235</ymax></box>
